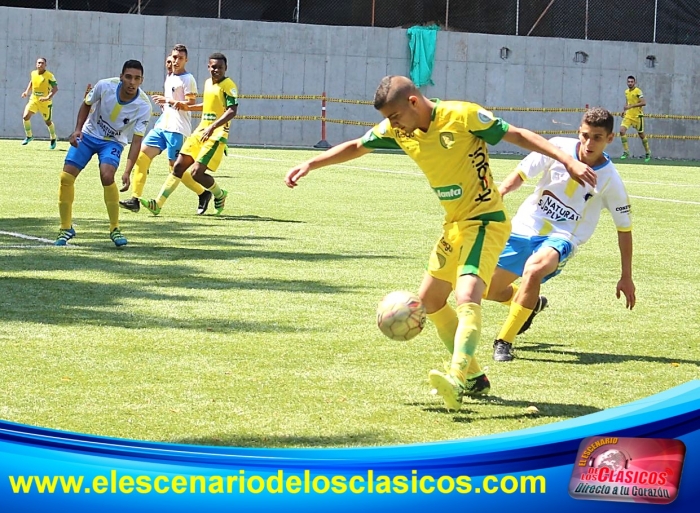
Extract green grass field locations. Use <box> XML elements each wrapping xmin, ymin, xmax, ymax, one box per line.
<box><xmin>0</xmin><ymin>138</ymin><xmax>698</xmax><ymax>447</ymax></box>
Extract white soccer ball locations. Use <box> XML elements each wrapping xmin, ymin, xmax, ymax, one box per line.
<box><xmin>376</xmin><ymin>291</ymin><xmax>426</xmax><ymax>341</ymax></box>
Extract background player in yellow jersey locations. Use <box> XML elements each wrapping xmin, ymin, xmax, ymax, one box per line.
<box><xmin>285</xmin><ymin>75</ymin><xmax>597</xmax><ymax>412</ymax></box>
<box><xmin>119</xmin><ymin>45</ymin><xmax>210</xmax><ymax>215</ymax></box>
<box><xmin>620</xmin><ymin>75</ymin><xmax>651</xmax><ymax>162</ymax></box>
<box><xmin>141</xmin><ymin>53</ymin><xmax>238</xmax><ymax>216</ymax></box>
<box><xmin>21</xmin><ymin>57</ymin><xmax>58</xmax><ymax>149</ymax></box>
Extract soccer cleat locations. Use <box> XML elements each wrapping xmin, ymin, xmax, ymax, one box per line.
<box><xmin>21</xmin><ymin>136</ymin><xmax>34</xmax><ymax>146</ymax></box>
<box><xmin>110</xmin><ymin>228</ymin><xmax>128</xmax><ymax>247</ymax></box>
<box><xmin>493</xmin><ymin>339</ymin><xmax>515</xmax><ymax>362</ymax></box>
<box><xmin>620</xmin><ymin>152</ymin><xmax>629</xmax><ymax>160</ymax></box>
<box><xmin>49</xmin><ymin>139</ymin><xmax>57</xmax><ymax>150</ymax></box>
<box><xmin>428</xmin><ymin>370</ymin><xmax>464</xmax><ymax>412</ymax></box>
<box><xmin>214</xmin><ymin>189</ymin><xmax>228</xmax><ymax>215</ymax></box>
<box><xmin>463</xmin><ymin>373</ymin><xmax>491</xmax><ymax>396</ymax></box>
<box><xmin>139</xmin><ymin>198</ymin><xmax>161</xmax><ymax>215</ymax></box>
<box><xmin>644</xmin><ymin>153</ymin><xmax>651</xmax><ymax>163</ymax></box>
<box><xmin>54</xmin><ymin>227</ymin><xmax>76</xmax><ymax>246</ymax></box>
<box><xmin>119</xmin><ymin>197</ymin><xmax>141</xmax><ymax>213</ymax></box>
<box><xmin>518</xmin><ymin>296</ymin><xmax>548</xmax><ymax>335</ymax></box>
<box><xmin>197</xmin><ymin>190</ymin><xmax>212</xmax><ymax>215</ymax></box>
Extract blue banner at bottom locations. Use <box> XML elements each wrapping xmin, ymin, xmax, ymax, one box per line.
<box><xmin>2</xmin><ymin>381</ymin><xmax>699</xmax><ymax>512</ymax></box>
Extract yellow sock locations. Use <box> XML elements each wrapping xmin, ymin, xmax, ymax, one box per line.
<box><xmin>103</xmin><ymin>182</ymin><xmax>120</xmax><ymax>231</ymax></box>
<box><xmin>47</xmin><ymin>122</ymin><xmax>56</xmax><ymax>140</ymax></box>
<box><xmin>23</xmin><ymin>120</ymin><xmax>32</xmax><ymax>138</ymax></box>
<box><xmin>181</xmin><ymin>170</ymin><xmax>206</xmax><ymax>195</ymax></box>
<box><xmin>450</xmin><ymin>303</ymin><xmax>482</xmax><ymax>384</ymax></box>
<box><xmin>427</xmin><ymin>303</ymin><xmax>458</xmax><ymax>353</ymax></box>
<box><xmin>208</xmin><ymin>182</ymin><xmax>224</xmax><ymax>199</ymax></box>
<box><xmin>642</xmin><ymin>138</ymin><xmax>650</xmax><ymax>154</ymax></box>
<box><xmin>156</xmin><ymin>174</ymin><xmax>181</xmax><ymax>207</ymax></box>
<box><xmin>497</xmin><ymin>302</ymin><xmax>533</xmax><ymax>344</ymax></box>
<box><xmin>131</xmin><ymin>152</ymin><xmax>152</xmax><ymax>198</ymax></box>
<box><xmin>58</xmin><ymin>171</ymin><xmax>75</xmax><ymax>229</ymax></box>
<box><xmin>621</xmin><ymin>136</ymin><xmax>629</xmax><ymax>152</ymax></box>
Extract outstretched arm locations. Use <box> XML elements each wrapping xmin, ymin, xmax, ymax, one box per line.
<box><xmin>498</xmin><ymin>170</ymin><xmax>525</xmax><ymax>197</ymax></box>
<box><xmin>616</xmin><ymin>230</ymin><xmax>635</xmax><ymax>309</ymax></box>
<box><xmin>21</xmin><ymin>80</ymin><xmax>32</xmax><ymax>98</ymax></box>
<box><xmin>285</xmin><ymin>139</ymin><xmax>372</xmax><ymax>188</ymax></box>
<box><xmin>502</xmin><ymin>125</ymin><xmax>597</xmax><ymax>187</ymax></box>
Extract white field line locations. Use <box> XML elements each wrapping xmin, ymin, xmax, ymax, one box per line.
<box><xmin>234</xmin><ymin>154</ymin><xmax>700</xmax><ymax>204</ymax></box>
<box><xmin>0</xmin><ymin>230</ymin><xmax>55</xmax><ymax>244</ymax></box>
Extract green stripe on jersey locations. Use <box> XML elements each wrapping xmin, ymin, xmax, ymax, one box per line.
<box><xmin>470</xmin><ymin>118</ymin><xmax>509</xmax><ymax>145</ymax></box>
<box><xmin>360</xmin><ymin>130</ymin><xmax>401</xmax><ymax>150</ymax></box>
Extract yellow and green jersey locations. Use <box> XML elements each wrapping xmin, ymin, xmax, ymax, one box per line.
<box><xmin>30</xmin><ymin>69</ymin><xmax>57</xmax><ymax>98</ymax></box>
<box><xmin>361</xmin><ymin>100</ymin><xmax>508</xmax><ymax>224</ymax></box>
<box><xmin>624</xmin><ymin>87</ymin><xmax>644</xmax><ymax>119</ymax></box>
<box><xmin>196</xmin><ymin>77</ymin><xmax>238</xmax><ymax>142</ymax></box>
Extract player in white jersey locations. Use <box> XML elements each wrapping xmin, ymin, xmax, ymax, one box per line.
<box><xmin>485</xmin><ymin>107</ymin><xmax>636</xmax><ymax>361</ymax></box>
<box><xmin>119</xmin><ymin>45</ymin><xmax>211</xmax><ymax>214</ymax></box>
<box><xmin>54</xmin><ymin>60</ymin><xmax>152</xmax><ymax>247</ymax></box>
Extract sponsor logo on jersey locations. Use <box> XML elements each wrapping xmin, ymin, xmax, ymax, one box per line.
<box><xmin>439</xmin><ymin>132</ymin><xmax>455</xmax><ymax>149</ymax></box>
<box><xmin>433</xmin><ymin>185</ymin><xmax>463</xmax><ymax>200</ymax></box>
<box><xmin>615</xmin><ymin>204</ymin><xmax>631</xmax><ymax>213</ymax></box>
<box><xmin>538</xmin><ymin>190</ymin><xmax>581</xmax><ymax>221</ymax></box>
<box><xmin>477</xmin><ymin>109</ymin><xmax>493</xmax><ymax>124</ymax></box>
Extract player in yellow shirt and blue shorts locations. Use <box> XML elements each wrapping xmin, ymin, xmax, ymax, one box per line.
<box><xmin>620</xmin><ymin>75</ymin><xmax>651</xmax><ymax>162</ymax></box>
<box><xmin>284</xmin><ymin>75</ymin><xmax>597</xmax><ymax>411</ymax></box>
<box><xmin>141</xmin><ymin>53</ymin><xmax>238</xmax><ymax>216</ymax></box>
<box><xmin>21</xmin><ymin>57</ymin><xmax>58</xmax><ymax>149</ymax></box>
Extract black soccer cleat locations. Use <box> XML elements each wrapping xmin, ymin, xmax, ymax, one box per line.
<box><xmin>464</xmin><ymin>373</ymin><xmax>491</xmax><ymax>396</ymax></box>
<box><xmin>493</xmin><ymin>339</ymin><xmax>515</xmax><ymax>362</ymax></box>
<box><xmin>197</xmin><ymin>190</ymin><xmax>212</xmax><ymax>215</ymax></box>
<box><xmin>518</xmin><ymin>296</ymin><xmax>548</xmax><ymax>335</ymax></box>
<box><xmin>119</xmin><ymin>197</ymin><xmax>141</xmax><ymax>213</ymax></box>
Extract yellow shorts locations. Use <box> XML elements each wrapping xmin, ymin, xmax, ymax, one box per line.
<box><xmin>621</xmin><ymin>116</ymin><xmax>644</xmax><ymax>133</ymax></box>
<box><xmin>180</xmin><ymin>135</ymin><xmax>226</xmax><ymax>171</ymax></box>
<box><xmin>427</xmin><ymin>216</ymin><xmax>511</xmax><ymax>289</ymax></box>
<box><xmin>25</xmin><ymin>96</ymin><xmax>53</xmax><ymax>121</ymax></box>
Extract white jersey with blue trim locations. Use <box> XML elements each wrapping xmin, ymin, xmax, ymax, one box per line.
<box><xmin>155</xmin><ymin>72</ymin><xmax>197</xmax><ymax>136</ymax></box>
<box><xmin>82</xmin><ymin>78</ymin><xmax>152</xmax><ymax>147</ymax></box>
<box><xmin>511</xmin><ymin>137</ymin><xmax>632</xmax><ymax>248</ymax></box>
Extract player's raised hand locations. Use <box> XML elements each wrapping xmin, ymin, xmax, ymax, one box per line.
<box><xmin>68</xmin><ymin>130</ymin><xmax>83</xmax><ymax>148</ymax></box>
<box><xmin>21</xmin><ymin>92</ymin><xmax>27</xmax><ymax>98</ymax></box>
<box><xmin>616</xmin><ymin>277</ymin><xmax>636</xmax><ymax>310</ymax></box>
<box><xmin>285</xmin><ymin>163</ymin><xmax>311</xmax><ymax>188</ymax></box>
<box><xmin>565</xmin><ymin>159</ymin><xmax>597</xmax><ymax>188</ymax></box>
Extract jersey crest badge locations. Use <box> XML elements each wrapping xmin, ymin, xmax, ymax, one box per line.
<box><xmin>439</xmin><ymin>132</ymin><xmax>455</xmax><ymax>149</ymax></box>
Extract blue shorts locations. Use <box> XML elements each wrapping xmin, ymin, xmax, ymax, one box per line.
<box><xmin>143</xmin><ymin>128</ymin><xmax>185</xmax><ymax>161</ymax></box>
<box><xmin>497</xmin><ymin>234</ymin><xmax>574</xmax><ymax>283</ymax></box>
<box><xmin>65</xmin><ymin>133</ymin><xmax>123</xmax><ymax>170</ymax></box>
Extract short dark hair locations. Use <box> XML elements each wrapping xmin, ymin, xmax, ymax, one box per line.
<box><xmin>627</xmin><ymin>75</ymin><xmax>636</xmax><ymax>81</ymax></box>
<box><xmin>122</xmin><ymin>59</ymin><xmax>144</xmax><ymax>75</ymax></box>
<box><xmin>172</xmin><ymin>44</ymin><xmax>188</xmax><ymax>57</ymax></box>
<box><xmin>373</xmin><ymin>75</ymin><xmax>418</xmax><ymax>110</ymax></box>
<box><xmin>37</xmin><ymin>57</ymin><xmax>47</xmax><ymax>63</ymax></box>
<box><xmin>581</xmin><ymin>107</ymin><xmax>614</xmax><ymax>134</ymax></box>
<box><xmin>209</xmin><ymin>53</ymin><xmax>227</xmax><ymax>66</ymax></box>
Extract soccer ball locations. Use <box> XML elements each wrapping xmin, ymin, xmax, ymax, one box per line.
<box><xmin>376</xmin><ymin>291</ymin><xmax>426</xmax><ymax>341</ymax></box>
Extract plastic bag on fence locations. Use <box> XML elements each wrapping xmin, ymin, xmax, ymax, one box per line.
<box><xmin>407</xmin><ymin>24</ymin><xmax>440</xmax><ymax>88</ymax></box>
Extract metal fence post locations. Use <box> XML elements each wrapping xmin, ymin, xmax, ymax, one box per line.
<box><xmin>585</xmin><ymin>0</ymin><xmax>588</xmax><ymax>39</ymax></box>
<box><xmin>138</xmin><ymin>0</ymin><xmax>141</xmax><ymax>14</ymax></box>
<box><xmin>445</xmin><ymin>0</ymin><xmax>449</xmax><ymax>29</ymax></box>
<box><xmin>653</xmin><ymin>0</ymin><xmax>658</xmax><ymax>42</ymax></box>
<box><xmin>295</xmin><ymin>0</ymin><xmax>300</xmax><ymax>22</ymax></box>
<box><xmin>55</xmin><ymin>0</ymin><xmax>58</xmax><ymax>9</ymax></box>
<box><xmin>516</xmin><ymin>0</ymin><xmax>520</xmax><ymax>35</ymax></box>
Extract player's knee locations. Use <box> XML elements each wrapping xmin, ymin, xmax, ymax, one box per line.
<box><xmin>522</xmin><ymin>262</ymin><xmax>550</xmax><ymax>283</ymax></box>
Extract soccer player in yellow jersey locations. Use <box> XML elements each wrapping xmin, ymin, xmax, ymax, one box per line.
<box><xmin>285</xmin><ymin>76</ymin><xmax>597</xmax><ymax>412</ymax></box>
<box><xmin>21</xmin><ymin>57</ymin><xmax>58</xmax><ymax>149</ymax></box>
<box><xmin>620</xmin><ymin>75</ymin><xmax>651</xmax><ymax>162</ymax></box>
<box><xmin>141</xmin><ymin>53</ymin><xmax>237</xmax><ymax>216</ymax></box>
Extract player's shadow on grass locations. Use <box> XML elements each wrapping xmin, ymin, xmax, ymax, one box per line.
<box><xmin>515</xmin><ymin>341</ymin><xmax>700</xmax><ymax>367</ymax></box>
<box><xmin>175</xmin><ymin>432</ymin><xmax>387</xmax><ymax>448</ymax></box>
<box><xmin>0</xmin><ymin>276</ymin><xmax>316</xmax><ymax>333</ymax></box>
<box><xmin>408</xmin><ymin>397</ymin><xmax>601</xmax><ymax>422</ymax></box>
<box><xmin>212</xmin><ymin>214</ymin><xmax>304</xmax><ymax>223</ymax></box>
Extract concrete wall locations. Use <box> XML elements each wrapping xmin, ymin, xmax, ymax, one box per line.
<box><xmin>2</xmin><ymin>6</ymin><xmax>700</xmax><ymax>158</ymax></box>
